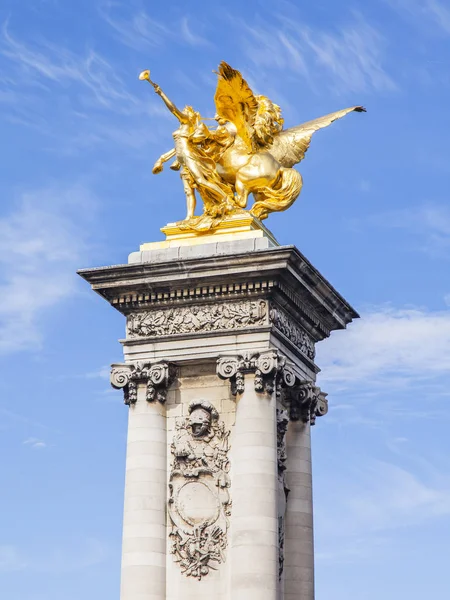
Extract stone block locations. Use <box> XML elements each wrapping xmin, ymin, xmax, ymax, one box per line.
<box><xmin>233</xmin><ymin>472</ymin><xmax>278</xmax><ymax>491</ymax></box>
<box><xmin>286</xmin><ymin>471</ymin><xmax>313</xmax><ymax>487</ymax></box>
<box><xmin>232</xmin><ymin>515</ymin><xmax>278</xmax><ymax>533</ymax></box>
<box><xmin>125</xmin><ymin>441</ymin><xmax>166</xmax><ymax>459</ymax></box>
<box><xmin>288</xmin><ymin>484</ymin><xmax>314</xmax><ymax>501</ymax></box>
<box><xmin>284</xmin><ymin>525</ymin><xmax>314</xmax><ymax>542</ymax></box>
<box><xmin>120</xmin><ymin>564</ymin><xmax>166</xmax><ymax>594</ymax></box>
<box><xmin>127</xmin><ymin>427</ymin><xmax>166</xmax><ymax>443</ymax></box>
<box><xmin>122</xmin><ymin>551</ymin><xmax>166</xmax><ymax>568</ymax></box>
<box><xmin>122</xmin><ymin>536</ymin><xmax>166</xmax><ymax>554</ymax></box>
<box><xmin>285</xmin><ymin>511</ymin><xmax>314</xmax><ymax>528</ymax></box>
<box><xmin>122</xmin><ymin>524</ymin><xmax>166</xmax><ymax>541</ymax></box>
<box><xmin>284</xmin><ymin>550</ymin><xmax>314</xmax><ymax>568</ymax></box>
<box><xmin>231</xmin><ymin>544</ymin><xmax>278</xmax><ymax>572</ymax></box>
<box><xmin>284</xmin><ymin>566</ymin><xmax>314</xmax><ymax>583</ymax></box>
<box><xmin>122</xmin><ymin>508</ymin><xmax>166</xmax><ymax>524</ymax></box>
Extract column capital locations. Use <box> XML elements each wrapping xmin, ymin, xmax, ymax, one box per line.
<box><xmin>217</xmin><ymin>350</ymin><xmax>282</xmax><ymax>395</ymax></box>
<box><xmin>217</xmin><ymin>351</ymin><xmax>328</xmax><ymax>425</ymax></box>
<box><xmin>284</xmin><ymin>381</ymin><xmax>328</xmax><ymax>425</ymax></box>
<box><xmin>110</xmin><ymin>360</ymin><xmax>176</xmax><ymax>405</ymax></box>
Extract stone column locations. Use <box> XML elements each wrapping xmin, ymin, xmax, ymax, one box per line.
<box><xmin>218</xmin><ymin>353</ymin><xmax>280</xmax><ymax>600</ymax></box>
<box><xmin>283</xmin><ymin>384</ymin><xmax>328</xmax><ymax>600</ymax></box>
<box><xmin>284</xmin><ymin>420</ymin><xmax>314</xmax><ymax>600</ymax></box>
<box><xmin>111</xmin><ymin>362</ymin><xmax>175</xmax><ymax>600</ymax></box>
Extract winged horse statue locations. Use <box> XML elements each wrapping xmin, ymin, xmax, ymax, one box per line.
<box><xmin>140</xmin><ymin>62</ymin><xmax>365</xmax><ymax>229</ymax></box>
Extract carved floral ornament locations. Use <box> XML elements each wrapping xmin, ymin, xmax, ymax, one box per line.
<box><xmin>216</xmin><ymin>351</ymin><xmax>328</xmax><ymax>424</ymax></box>
<box><xmin>110</xmin><ymin>361</ymin><xmax>176</xmax><ymax>405</ymax></box>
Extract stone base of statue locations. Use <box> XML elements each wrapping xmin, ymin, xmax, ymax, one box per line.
<box><xmin>79</xmin><ymin>223</ymin><xmax>357</xmax><ymax>600</ymax></box>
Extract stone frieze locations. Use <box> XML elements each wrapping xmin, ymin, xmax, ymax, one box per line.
<box><xmin>127</xmin><ymin>299</ymin><xmax>268</xmax><ymax>338</ymax></box>
<box><xmin>269</xmin><ymin>305</ymin><xmax>315</xmax><ymax>360</ymax></box>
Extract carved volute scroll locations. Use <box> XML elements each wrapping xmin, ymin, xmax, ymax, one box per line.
<box><xmin>168</xmin><ymin>400</ymin><xmax>231</xmax><ymax>580</ymax></box>
<box><xmin>217</xmin><ymin>351</ymin><xmax>328</xmax><ymax>425</ymax></box>
<box><xmin>284</xmin><ymin>382</ymin><xmax>328</xmax><ymax>424</ymax></box>
<box><xmin>216</xmin><ymin>355</ymin><xmax>245</xmax><ymax>395</ymax></box>
<box><xmin>217</xmin><ymin>350</ymin><xmax>280</xmax><ymax>396</ymax></box>
<box><xmin>110</xmin><ymin>361</ymin><xmax>176</xmax><ymax>405</ymax></box>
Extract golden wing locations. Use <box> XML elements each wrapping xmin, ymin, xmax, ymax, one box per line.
<box><xmin>214</xmin><ymin>61</ymin><xmax>258</xmax><ymax>151</ymax></box>
<box><xmin>269</xmin><ymin>106</ymin><xmax>366</xmax><ymax>168</ymax></box>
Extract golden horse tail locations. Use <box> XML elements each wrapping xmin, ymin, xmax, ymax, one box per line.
<box><xmin>250</xmin><ymin>168</ymin><xmax>303</xmax><ymax>220</ymax></box>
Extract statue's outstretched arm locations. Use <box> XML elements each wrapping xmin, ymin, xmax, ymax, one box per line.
<box><xmin>139</xmin><ymin>70</ymin><xmax>187</xmax><ymax>123</ymax></box>
<box><xmin>153</xmin><ymin>148</ymin><xmax>176</xmax><ymax>174</ymax></box>
<box><xmin>153</xmin><ymin>85</ymin><xmax>187</xmax><ymax>123</ymax></box>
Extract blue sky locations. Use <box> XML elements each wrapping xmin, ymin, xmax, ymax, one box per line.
<box><xmin>0</xmin><ymin>0</ymin><xmax>449</xmax><ymax>598</ymax></box>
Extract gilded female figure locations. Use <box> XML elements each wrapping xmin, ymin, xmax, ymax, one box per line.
<box><xmin>140</xmin><ymin>71</ymin><xmax>234</xmax><ymax>222</ymax></box>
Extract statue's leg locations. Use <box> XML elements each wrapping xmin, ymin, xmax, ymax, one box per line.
<box><xmin>235</xmin><ymin>177</ymin><xmax>250</xmax><ymax>208</ymax></box>
<box><xmin>188</xmin><ymin>161</ymin><xmax>229</xmax><ymax>202</ymax></box>
<box><xmin>180</xmin><ymin>170</ymin><xmax>196</xmax><ymax>219</ymax></box>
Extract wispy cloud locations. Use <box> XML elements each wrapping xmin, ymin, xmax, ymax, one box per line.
<box><xmin>99</xmin><ymin>3</ymin><xmax>212</xmax><ymax>50</ymax></box>
<box><xmin>0</xmin><ymin>185</ymin><xmax>97</xmax><ymax>353</ymax></box>
<box><xmin>350</xmin><ymin>204</ymin><xmax>450</xmax><ymax>258</ymax></box>
<box><xmin>1</xmin><ymin>21</ymin><xmax>152</xmax><ymax>116</ymax></box>
<box><xmin>317</xmin><ymin>304</ymin><xmax>450</xmax><ymax>391</ymax></box>
<box><xmin>301</xmin><ymin>16</ymin><xmax>397</xmax><ymax>94</ymax></box>
<box><xmin>180</xmin><ymin>17</ymin><xmax>211</xmax><ymax>47</ymax></box>
<box><xmin>0</xmin><ymin>538</ymin><xmax>109</xmax><ymax>574</ymax></box>
<box><xmin>32</xmin><ymin>538</ymin><xmax>111</xmax><ymax>574</ymax></box>
<box><xmin>386</xmin><ymin>0</ymin><xmax>450</xmax><ymax>35</ymax></box>
<box><xmin>23</xmin><ymin>437</ymin><xmax>47</xmax><ymax>449</ymax></box>
<box><xmin>98</xmin><ymin>3</ymin><xmax>170</xmax><ymax>51</ymax></box>
<box><xmin>241</xmin><ymin>12</ymin><xmax>396</xmax><ymax>94</ymax></box>
<box><xmin>85</xmin><ymin>365</ymin><xmax>111</xmax><ymax>380</ymax></box>
<box><xmin>0</xmin><ymin>545</ymin><xmax>26</xmax><ymax>572</ymax></box>
<box><xmin>316</xmin><ymin>458</ymin><xmax>450</xmax><ymax>562</ymax></box>
<box><xmin>0</xmin><ymin>20</ymin><xmax>168</xmax><ymax>149</ymax></box>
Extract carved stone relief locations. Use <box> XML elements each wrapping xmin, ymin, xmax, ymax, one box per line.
<box><xmin>126</xmin><ymin>298</ymin><xmax>316</xmax><ymax>363</ymax></box>
<box><xmin>127</xmin><ymin>299</ymin><xmax>267</xmax><ymax>338</ymax></box>
<box><xmin>277</xmin><ymin>409</ymin><xmax>289</xmax><ymax>579</ymax></box>
<box><xmin>168</xmin><ymin>400</ymin><xmax>231</xmax><ymax>580</ymax></box>
<box><xmin>110</xmin><ymin>361</ymin><xmax>176</xmax><ymax>405</ymax></box>
<box><xmin>269</xmin><ymin>304</ymin><xmax>316</xmax><ymax>360</ymax></box>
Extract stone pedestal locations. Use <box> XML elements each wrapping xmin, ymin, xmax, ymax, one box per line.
<box><xmin>79</xmin><ymin>230</ymin><xmax>357</xmax><ymax>600</ymax></box>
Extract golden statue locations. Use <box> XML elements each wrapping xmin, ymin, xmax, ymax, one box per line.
<box><xmin>139</xmin><ymin>63</ymin><xmax>365</xmax><ymax>232</ymax></box>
